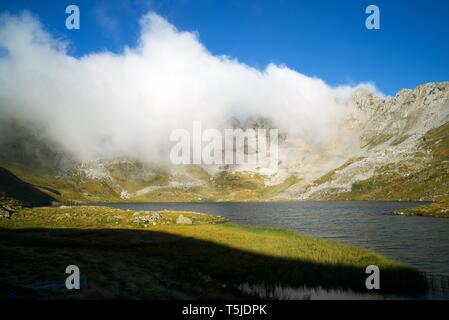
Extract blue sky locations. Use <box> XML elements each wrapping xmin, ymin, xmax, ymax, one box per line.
<box><xmin>0</xmin><ymin>0</ymin><xmax>448</xmax><ymax>95</ymax></box>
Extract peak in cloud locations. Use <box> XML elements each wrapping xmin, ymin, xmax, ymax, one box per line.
<box><xmin>0</xmin><ymin>11</ymin><xmax>380</xmax><ymax>165</ymax></box>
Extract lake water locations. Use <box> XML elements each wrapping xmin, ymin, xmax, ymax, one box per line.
<box><xmin>90</xmin><ymin>201</ymin><xmax>449</xmax><ymax>277</ymax></box>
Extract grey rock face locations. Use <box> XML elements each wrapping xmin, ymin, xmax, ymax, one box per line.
<box><xmin>297</xmin><ymin>82</ymin><xmax>449</xmax><ymax>200</ymax></box>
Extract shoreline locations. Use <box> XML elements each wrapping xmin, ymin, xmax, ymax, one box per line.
<box><xmin>0</xmin><ymin>205</ymin><xmax>427</xmax><ymax>299</ymax></box>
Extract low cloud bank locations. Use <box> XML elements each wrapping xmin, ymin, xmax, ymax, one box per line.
<box><xmin>0</xmin><ymin>11</ymin><xmax>380</xmax><ymax>165</ymax></box>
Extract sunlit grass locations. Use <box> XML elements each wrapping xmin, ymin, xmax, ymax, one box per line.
<box><xmin>396</xmin><ymin>196</ymin><xmax>449</xmax><ymax>218</ymax></box>
<box><xmin>0</xmin><ymin>206</ymin><xmax>426</xmax><ymax>299</ymax></box>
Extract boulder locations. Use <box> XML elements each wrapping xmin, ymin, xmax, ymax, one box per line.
<box><xmin>0</xmin><ymin>208</ymin><xmax>10</xmax><ymax>219</ymax></box>
<box><xmin>176</xmin><ymin>215</ymin><xmax>192</xmax><ymax>224</ymax></box>
<box><xmin>132</xmin><ymin>211</ymin><xmax>162</xmax><ymax>225</ymax></box>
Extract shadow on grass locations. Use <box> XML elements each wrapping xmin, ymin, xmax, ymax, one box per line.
<box><xmin>0</xmin><ymin>167</ymin><xmax>55</xmax><ymax>206</ymax></box>
<box><xmin>0</xmin><ymin>227</ymin><xmax>427</xmax><ymax>299</ymax></box>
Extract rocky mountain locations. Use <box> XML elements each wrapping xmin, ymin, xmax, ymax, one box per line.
<box><xmin>0</xmin><ymin>82</ymin><xmax>448</xmax><ymax>204</ymax></box>
<box><xmin>293</xmin><ymin>82</ymin><xmax>449</xmax><ymax>201</ymax></box>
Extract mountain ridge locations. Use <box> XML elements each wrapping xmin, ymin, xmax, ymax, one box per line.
<box><xmin>0</xmin><ymin>81</ymin><xmax>448</xmax><ymax>206</ymax></box>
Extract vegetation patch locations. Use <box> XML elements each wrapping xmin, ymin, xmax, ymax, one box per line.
<box><xmin>0</xmin><ymin>206</ymin><xmax>426</xmax><ymax>299</ymax></box>
<box><xmin>395</xmin><ymin>196</ymin><xmax>449</xmax><ymax>218</ymax></box>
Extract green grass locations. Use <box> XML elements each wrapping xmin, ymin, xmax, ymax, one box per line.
<box><xmin>301</xmin><ymin>120</ymin><xmax>449</xmax><ymax>202</ymax></box>
<box><xmin>310</xmin><ymin>157</ymin><xmax>365</xmax><ymax>187</ymax></box>
<box><xmin>0</xmin><ymin>206</ymin><xmax>426</xmax><ymax>299</ymax></box>
<box><xmin>4</xmin><ymin>206</ymin><xmax>226</xmax><ymax>228</ymax></box>
<box><xmin>0</xmin><ymin>160</ymin><xmax>302</xmax><ymax>203</ymax></box>
<box><xmin>395</xmin><ymin>196</ymin><xmax>449</xmax><ymax>218</ymax></box>
<box><xmin>208</xmin><ymin>171</ymin><xmax>301</xmax><ymax>201</ymax></box>
<box><xmin>0</xmin><ymin>160</ymin><xmax>120</xmax><ymax>203</ymax></box>
<box><xmin>315</xmin><ymin>121</ymin><xmax>449</xmax><ymax>202</ymax></box>
<box><xmin>112</xmin><ymin>171</ymin><xmax>300</xmax><ymax>202</ymax></box>
<box><xmin>360</xmin><ymin>133</ymin><xmax>395</xmax><ymax>149</ymax></box>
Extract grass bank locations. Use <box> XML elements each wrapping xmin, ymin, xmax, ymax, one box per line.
<box><xmin>395</xmin><ymin>196</ymin><xmax>449</xmax><ymax>218</ymax></box>
<box><xmin>0</xmin><ymin>206</ymin><xmax>426</xmax><ymax>299</ymax></box>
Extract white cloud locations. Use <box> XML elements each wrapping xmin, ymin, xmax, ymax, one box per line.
<box><xmin>0</xmin><ymin>11</ymin><xmax>381</xmax><ymax>165</ymax></box>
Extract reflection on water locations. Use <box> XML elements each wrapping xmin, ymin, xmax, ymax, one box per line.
<box><xmin>238</xmin><ymin>281</ymin><xmax>449</xmax><ymax>300</ymax></box>
<box><xmin>91</xmin><ymin>201</ymin><xmax>449</xmax><ymax>276</ymax></box>
<box><xmin>239</xmin><ymin>282</ymin><xmax>399</xmax><ymax>300</ymax></box>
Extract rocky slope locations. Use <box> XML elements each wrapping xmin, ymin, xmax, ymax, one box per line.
<box><xmin>0</xmin><ymin>82</ymin><xmax>448</xmax><ymax>204</ymax></box>
<box><xmin>292</xmin><ymin>82</ymin><xmax>449</xmax><ymax>201</ymax></box>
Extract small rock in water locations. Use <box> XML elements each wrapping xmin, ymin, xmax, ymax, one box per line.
<box><xmin>176</xmin><ymin>215</ymin><xmax>192</xmax><ymax>225</ymax></box>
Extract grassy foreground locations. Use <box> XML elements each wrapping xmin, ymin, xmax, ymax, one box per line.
<box><xmin>395</xmin><ymin>196</ymin><xmax>449</xmax><ymax>218</ymax></box>
<box><xmin>0</xmin><ymin>206</ymin><xmax>426</xmax><ymax>299</ymax></box>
